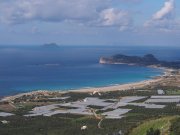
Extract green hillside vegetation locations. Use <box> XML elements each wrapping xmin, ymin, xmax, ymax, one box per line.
<box><xmin>170</xmin><ymin>117</ymin><xmax>180</xmax><ymax>135</ymax></box>
<box><xmin>129</xmin><ymin>116</ymin><xmax>178</xmax><ymax>135</ymax></box>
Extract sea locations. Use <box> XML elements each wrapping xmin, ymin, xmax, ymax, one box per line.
<box><xmin>0</xmin><ymin>45</ymin><xmax>180</xmax><ymax>97</ymax></box>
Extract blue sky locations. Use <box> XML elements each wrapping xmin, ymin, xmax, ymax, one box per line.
<box><xmin>0</xmin><ymin>0</ymin><xmax>180</xmax><ymax>46</ymax></box>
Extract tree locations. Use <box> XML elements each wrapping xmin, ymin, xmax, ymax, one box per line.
<box><xmin>146</xmin><ymin>128</ymin><xmax>160</xmax><ymax>135</ymax></box>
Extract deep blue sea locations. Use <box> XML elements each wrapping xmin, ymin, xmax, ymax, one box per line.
<box><xmin>0</xmin><ymin>45</ymin><xmax>180</xmax><ymax>97</ymax></box>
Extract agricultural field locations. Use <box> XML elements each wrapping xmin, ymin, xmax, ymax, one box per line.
<box><xmin>0</xmin><ymin>89</ymin><xmax>180</xmax><ymax>135</ymax></box>
<box><xmin>165</xmin><ymin>89</ymin><xmax>180</xmax><ymax>95</ymax></box>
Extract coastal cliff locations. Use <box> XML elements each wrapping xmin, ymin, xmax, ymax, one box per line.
<box><xmin>100</xmin><ymin>54</ymin><xmax>180</xmax><ymax>69</ymax></box>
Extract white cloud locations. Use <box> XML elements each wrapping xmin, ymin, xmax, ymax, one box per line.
<box><xmin>153</xmin><ymin>0</ymin><xmax>174</xmax><ymax>20</ymax></box>
<box><xmin>0</xmin><ymin>0</ymin><xmax>108</xmax><ymax>24</ymax></box>
<box><xmin>31</xmin><ymin>26</ymin><xmax>39</xmax><ymax>34</ymax></box>
<box><xmin>0</xmin><ymin>0</ymin><xmax>133</xmax><ymax>31</ymax></box>
<box><xmin>144</xmin><ymin>0</ymin><xmax>177</xmax><ymax>31</ymax></box>
<box><xmin>98</xmin><ymin>8</ymin><xmax>132</xmax><ymax>30</ymax></box>
<box><xmin>119</xmin><ymin>0</ymin><xmax>142</xmax><ymax>3</ymax></box>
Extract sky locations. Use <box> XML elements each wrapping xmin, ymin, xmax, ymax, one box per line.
<box><xmin>0</xmin><ymin>0</ymin><xmax>180</xmax><ymax>46</ymax></box>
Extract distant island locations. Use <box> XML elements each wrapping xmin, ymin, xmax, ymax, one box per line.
<box><xmin>42</xmin><ymin>43</ymin><xmax>59</xmax><ymax>48</ymax></box>
<box><xmin>100</xmin><ymin>54</ymin><xmax>180</xmax><ymax>69</ymax></box>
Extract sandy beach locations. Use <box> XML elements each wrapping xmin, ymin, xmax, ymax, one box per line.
<box><xmin>68</xmin><ymin>67</ymin><xmax>173</xmax><ymax>93</ymax></box>
<box><xmin>2</xmin><ymin>66</ymin><xmax>178</xmax><ymax>102</ymax></box>
<box><xmin>2</xmin><ymin>67</ymin><xmax>171</xmax><ymax>101</ymax></box>
<box><xmin>71</xmin><ymin>77</ymin><xmax>162</xmax><ymax>93</ymax></box>
<box><xmin>0</xmin><ymin>78</ymin><xmax>159</xmax><ymax>101</ymax></box>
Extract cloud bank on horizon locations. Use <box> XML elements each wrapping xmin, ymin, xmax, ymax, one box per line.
<box><xmin>0</xmin><ymin>0</ymin><xmax>180</xmax><ymax>46</ymax></box>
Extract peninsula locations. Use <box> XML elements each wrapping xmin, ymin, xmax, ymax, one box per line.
<box><xmin>100</xmin><ymin>54</ymin><xmax>180</xmax><ymax>69</ymax></box>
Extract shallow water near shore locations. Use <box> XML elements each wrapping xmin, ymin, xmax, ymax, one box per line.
<box><xmin>0</xmin><ymin>45</ymin><xmax>179</xmax><ymax>96</ymax></box>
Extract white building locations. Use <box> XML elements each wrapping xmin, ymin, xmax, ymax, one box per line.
<box><xmin>157</xmin><ymin>89</ymin><xmax>165</xmax><ymax>95</ymax></box>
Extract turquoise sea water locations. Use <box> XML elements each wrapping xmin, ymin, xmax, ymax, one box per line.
<box><xmin>0</xmin><ymin>45</ymin><xmax>179</xmax><ymax>96</ymax></box>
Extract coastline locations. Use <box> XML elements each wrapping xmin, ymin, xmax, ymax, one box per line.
<box><xmin>70</xmin><ymin>77</ymin><xmax>162</xmax><ymax>93</ymax></box>
<box><xmin>67</xmin><ymin>63</ymin><xmax>169</xmax><ymax>93</ymax></box>
<box><xmin>1</xmin><ymin>67</ymin><xmax>173</xmax><ymax>101</ymax></box>
<box><xmin>70</xmin><ymin>65</ymin><xmax>170</xmax><ymax>93</ymax></box>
